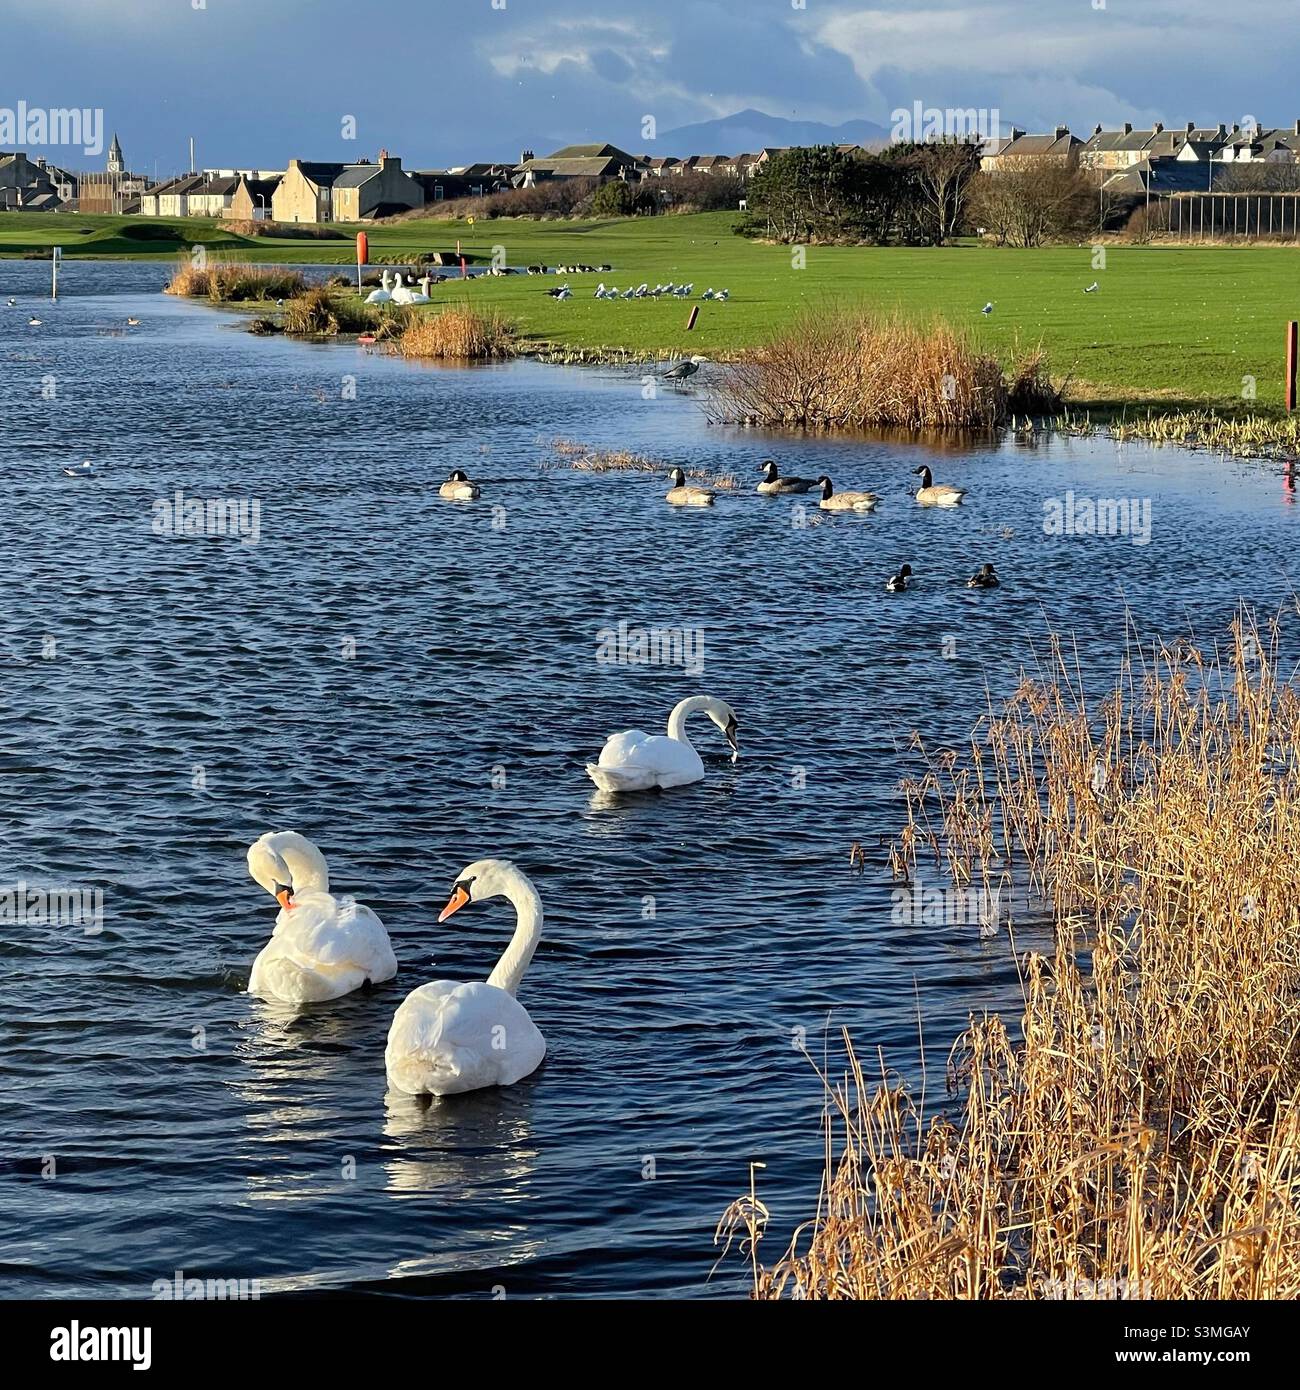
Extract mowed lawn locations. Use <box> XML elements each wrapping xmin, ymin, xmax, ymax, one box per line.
<box><xmin>4</xmin><ymin>209</ymin><xmax>1299</xmax><ymax>411</ymax></box>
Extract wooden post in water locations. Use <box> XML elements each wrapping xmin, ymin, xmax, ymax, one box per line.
<box><xmin>1287</xmin><ymin>321</ymin><xmax>1298</xmax><ymax>413</ymax></box>
<box><xmin>356</xmin><ymin>232</ymin><xmax>368</xmax><ymax>290</ymax></box>
<box><xmin>51</xmin><ymin>246</ymin><xmax>60</xmax><ymax>301</ymax></box>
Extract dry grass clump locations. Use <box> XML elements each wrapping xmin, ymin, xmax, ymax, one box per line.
<box><xmin>164</xmin><ymin>261</ymin><xmax>306</xmax><ymax>303</ymax></box>
<box><xmin>726</xmin><ymin>619</ymin><xmax>1300</xmax><ymax>1299</ymax></box>
<box><xmin>708</xmin><ymin>309</ymin><xmax>1009</xmax><ymax>430</ymax></box>
<box><xmin>281</xmin><ymin>285</ymin><xmax>381</xmax><ymax>337</ymax></box>
<box><xmin>397</xmin><ymin>305</ymin><xmax>514</xmax><ymax>360</ymax></box>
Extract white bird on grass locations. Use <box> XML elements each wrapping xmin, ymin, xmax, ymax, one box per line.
<box><xmin>587</xmin><ymin>695</ymin><xmax>739</xmax><ymax>792</ymax></box>
<box><xmin>1084</xmin><ymin>282</ymin><xmax>1100</xmax><ymax>293</ymax></box>
<box><xmin>365</xmin><ymin>270</ymin><xmax>393</xmax><ymax>305</ymax></box>
<box><xmin>981</xmin><ymin>302</ymin><xmax>994</xmax><ymax>315</ymax></box>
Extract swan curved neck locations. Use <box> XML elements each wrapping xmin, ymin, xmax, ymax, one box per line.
<box><xmin>486</xmin><ymin>869</ymin><xmax>544</xmax><ymax>996</ymax></box>
<box><xmin>667</xmin><ymin>695</ymin><xmax>714</xmax><ymax>745</ymax></box>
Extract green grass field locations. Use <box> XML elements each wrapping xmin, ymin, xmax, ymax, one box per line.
<box><xmin>4</xmin><ymin>209</ymin><xmax>1299</xmax><ymax>412</ymax></box>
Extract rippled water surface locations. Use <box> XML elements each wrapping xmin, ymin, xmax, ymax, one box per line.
<box><xmin>3</xmin><ymin>261</ymin><xmax>1298</xmax><ymax>1298</ymax></box>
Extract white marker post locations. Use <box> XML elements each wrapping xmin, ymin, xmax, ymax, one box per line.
<box><xmin>52</xmin><ymin>246</ymin><xmax>61</xmax><ymax>301</ymax></box>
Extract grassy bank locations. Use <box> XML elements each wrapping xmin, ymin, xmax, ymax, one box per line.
<box><xmin>8</xmin><ymin>209</ymin><xmax>1300</xmax><ymax>412</ymax></box>
<box><xmin>725</xmin><ymin>622</ymin><xmax>1300</xmax><ymax>1300</ymax></box>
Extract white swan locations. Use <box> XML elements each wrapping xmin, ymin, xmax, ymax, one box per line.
<box><xmin>586</xmin><ymin>695</ymin><xmax>738</xmax><ymax>792</ymax></box>
<box><xmin>364</xmin><ymin>270</ymin><xmax>393</xmax><ymax>305</ymax></box>
<box><xmin>390</xmin><ymin>274</ymin><xmax>424</xmax><ymax>307</ymax></box>
<box><xmin>246</xmin><ymin>831</ymin><xmax>397</xmax><ymax>1003</ymax></box>
<box><xmin>385</xmin><ymin>859</ymin><xmax>546</xmax><ymax>1096</ymax></box>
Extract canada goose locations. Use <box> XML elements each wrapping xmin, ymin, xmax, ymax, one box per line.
<box><xmin>816</xmin><ymin>476</ymin><xmax>878</xmax><ymax>511</ymax></box>
<box><xmin>886</xmin><ymin>563</ymin><xmax>913</xmax><ymax>593</ymax></box>
<box><xmin>439</xmin><ymin>468</ymin><xmax>480</xmax><ymax>500</ymax></box>
<box><xmin>913</xmin><ymin>465</ymin><xmax>966</xmax><ymax>507</ymax></box>
<box><xmin>757</xmin><ymin>459</ymin><xmax>812</xmax><ymax>495</ymax></box>
<box><xmin>968</xmin><ymin>563</ymin><xmax>1000</xmax><ymax>589</ymax></box>
<box><xmin>665</xmin><ymin>467</ymin><xmax>715</xmax><ymax>507</ymax></box>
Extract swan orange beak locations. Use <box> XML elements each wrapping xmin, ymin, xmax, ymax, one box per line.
<box><xmin>275</xmin><ymin>887</ymin><xmax>294</xmax><ymax>911</ymax></box>
<box><xmin>438</xmin><ymin>884</ymin><xmax>471</xmax><ymax>923</ymax></box>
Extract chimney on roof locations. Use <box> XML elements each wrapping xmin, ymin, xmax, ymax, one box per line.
<box><xmin>1123</xmin><ymin>122</ymin><xmax>1133</xmax><ymax>135</ymax></box>
<box><xmin>1186</xmin><ymin>122</ymin><xmax>1196</xmax><ymax>133</ymax></box>
<box><xmin>521</xmin><ymin>149</ymin><xmax>534</xmax><ymax>165</ymax></box>
<box><xmin>1153</xmin><ymin>122</ymin><xmax>1164</xmax><ymax>133</ymax></box>
<box><xmin>1055</xmin><ymin>125</ymin><xmax>1069</xmax><ymax>138</ymax></box>
<box><xmin>1218</xmin><ymin>124</ymin><xmax>1227</xmax><ymax>137</ymax></box>
<box><xmin>1233</xmin><ymin>124</ymin><xmax>1241</xmax><ymax>134</ymax></box>
<box><xmin>1011</xmin><ymin>127</ymin><xmax>1024</xmax><ymax>140</ymax></box>
<box><xmin>1295</xmin><ymin>119</ymin><xmax>1300</xmax><ymax>136</ymax></box>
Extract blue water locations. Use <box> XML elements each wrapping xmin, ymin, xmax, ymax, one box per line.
<box><xmin>2</xmin><ymin>260</ymin><xmax>1298</xmax><ymax>1299</ymax></box>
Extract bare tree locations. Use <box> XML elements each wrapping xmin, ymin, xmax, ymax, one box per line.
<box><xmin>914</xmin><ymin>138</ymin><xmax>983</xmax><ymax>243</ymax></box>
<box><xmin>969</xmin><ymin>157</ymin><xmax>1095</xmax><ymax>247</ymax></box>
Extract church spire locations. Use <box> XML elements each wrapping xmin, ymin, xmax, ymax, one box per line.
<box><xmin>107</xmin><ymin>133</ymin><xmax>124</xmax><ymax>175</ymax></box>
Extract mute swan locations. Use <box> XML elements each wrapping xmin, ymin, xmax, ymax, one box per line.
<box><xmin>385</xmin><ymin>858</ymin><xmax>547</xmax><ymax>1096</ymax></box>
<box><xmin>886</xmin><ymin>563</ymin><xmax>913</xmax><ymax>593</ymax></box>
<box><xmin>968</xmin><ymin>562</ymin><xmax>1000</xmax><ymax>589</ymax></box>
<box><xmin>816</xmin><ymin>475</ymin><xmax>878</xmax><ymax>511</ymax></box>
<box><xmin>364</xmin><ymin>271</ymin><xmax>393</xmax><ymax>305</ymax></box>
<box><xmin>913</xmin><ymin>465</ymin><xmax>966</xmax><ymax>507</ymax></box>
<box><xmin>439</xmin><ymin>468</ymin><xmax>480</xmax><ymax>500</ymax></box>
<box><xmin>665</xmin><ymin>466</ymin><xmax>714</xmax><ymax>507</ymax></box>
<box><xmin>586</xmin><ymin>695</ymin><xmax>738</xmax><ymax>792</ymax></box>
<box><xmin>246</xmin><ymin>831</ymin><xmax>397</xmax><ymax>1003</ymax></box>
<box><xmin>757</xmin><ymin>459</ymin><xmax>812</xmax><ymax>495</ymax></box>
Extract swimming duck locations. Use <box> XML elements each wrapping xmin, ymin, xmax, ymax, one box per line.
<box><xmin>757</xmin><ymin>459</ymin><xmax>812</xmax><ymax>495</ymax></box>
<box><xmin>665</xmin><ymin>467</ymin><xmax>715</xmax><ymax>507</ymax></box>
<box><xmin>967</xmin><ymin>563</ymin><xmax>1000</xmax><ymax>589</ymax></box>
<box><xmin>439</xmin><ymin>468</ymin><xmax>480</xmax><ymax>500</ymax></box>
<box><xmin>126</xmin><ymin>317</ymin><xmax>141</xmax><ymax>327</ymax></box>
<box><xmin>816</xmin><ymin>476</ymin><xmax>878</xmax><ymax>511</ymax></box>
<box><xmin>886</xmin><ymin>564</ymin><xmax>913</xmax><ymax>593</ymax></box>
<box><xmin>62</xmin><ymin>460</ymin><xmax>94</xmax><ymax>478</ymax></box>
<box><xmin>913</xmin><ymin>465</ymin><xmax>965</xmax><ymax>507</ymax></box>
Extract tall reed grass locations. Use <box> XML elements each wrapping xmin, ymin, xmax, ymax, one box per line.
<box><xmin>397</xmin><ymin>306</ymin><xmax>514</xmax><ymax>360</ymax></box>
<box><xmin>723</xmin><ymin>619</ymin><xmax>1300</xmax><ymax>1299</ymax></box>
<box><xmin>707</xmin><ymin>310</ymin><xmax>1056</xmax><ymax>430</ymax></box>
<box><xmin>164</xmin><ymin>261</ymin><xmax>306</xmax><ymax>303</ymax></box>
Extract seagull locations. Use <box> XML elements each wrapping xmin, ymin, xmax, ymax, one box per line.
<box><xmin>594</xmin><ymin>283</ymin><xmax>609</xmax><ymax>298</ymax></box>
<box><xmin>701</xmin><ymin>289</ymin><xmax>715</xmax><ymax>300</ymax></box>
<box><xmin>1084</xmin><ymin>282</ymin><xmax>1100</xmax><ymax>294</ymax></box>
<box><xmin>662</xmin><ymin>355</ymin><xmax>707</xmax><ymax>381</ymax></box>
<box><xmin>62</xmin><ymin>460</ymin><xmax>94</xmax><ymax>478</ymax></box>
<box><xmin>28</xmin><ymin>316</ymin><xmax>43</xmax><ymax>326</ymax></box>
<box><xmin>545</xmin><ymin>284</ymin><xmax>571</xmax><ymax>299</ymax></box>
<box><xmin>714</xmin><ymin>289</ymin><xmax>730</xmax><ymax>302</ymax></box>
<box><xmin>5</xmin><ymin>297</ymin><xmax>16</xmax><ymax>307</ymax></box>
<box><xmin>981</xmin><ymin>303</ymin><xmax>994</xmax><ymax>316</ymax></box>
<box><xmin>126</xmin><ymin>317</ymin><xmax>141</xmax><ymax>326</ymax></box>
<box><xmin>622</xmin><ymin>287</ymin><xmax>636</xmax><ymax>299</ymax></box>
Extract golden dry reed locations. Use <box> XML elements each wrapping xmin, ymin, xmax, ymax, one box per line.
<box><xmin>722</xmin><ymin>619</ymin><xmax>1300</xmax><ymax>1299</ymax></box>
<box><xmin>706</xmin><ymin>309</ymin><xmax>1054</xmax><ymax>430</ymax></box>
<box><xmin>164</xmin><ymin>260</ymin><xmax>306</xmax><ymax>303</ymax></box>
<box><xmin>397</xmin><ymin>305</ymin><xmax>514</xmax><ymax>360</ymax></box>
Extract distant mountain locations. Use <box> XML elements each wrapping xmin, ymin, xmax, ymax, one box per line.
<box><xmin>651</xmin><ymin>108</ymin><xmax>892</xmax><ymax>157</ymax></box>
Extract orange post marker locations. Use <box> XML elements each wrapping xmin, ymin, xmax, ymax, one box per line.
<box><xmin>356</xmin><ymin>231</ymin><xmax>368</xmax><ymax>290</ymax></box>
<box><xmin>686</xmin><ymin>305</ymin><xmax>699</xmax><ymax>331</ymax></box>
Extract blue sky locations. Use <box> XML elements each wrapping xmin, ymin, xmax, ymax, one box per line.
<box><xmin>6</xmin><ymin>0</ymin><xmax>1300</xmax><ymax>174</ymax></box>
